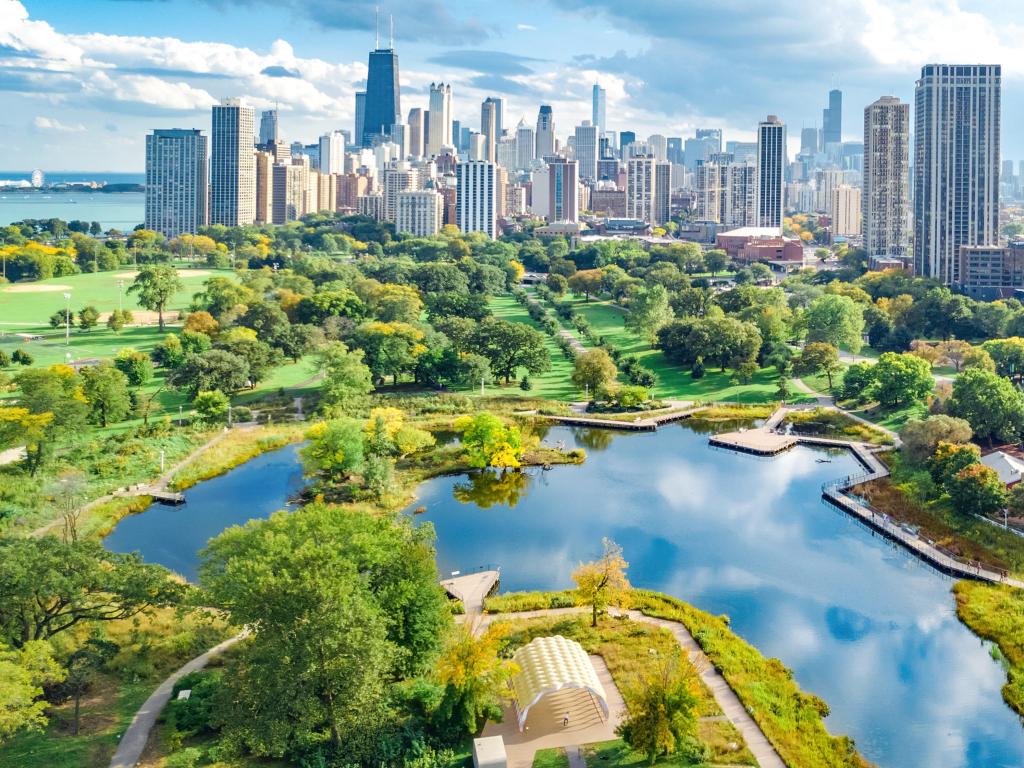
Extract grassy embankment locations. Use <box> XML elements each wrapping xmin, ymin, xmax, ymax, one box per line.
<box><xmin>953</xmin><ymin>581</ymin><xmax>1024</xmax><ymax>716</ymax></box>
<box><xmin>0</xmin><ymin>608</ymin><xmax>232</xmax><ymax>768</ymax></box>
<box><xmin>497</xmin><ymin>613</ymin><xmax>755</xmax><ymax>767</ymax></box>
<box><xmin>781</xmin><ymin>407</ymin><xmax>894</xmax><ymax>446</ymax></box>
<box><xmin>486</xmin><ymin>590</ymin><xmax>872</xmax><ymax>768</ymax></box>
<box><xmin>858</xmin><ymin>453</ymin><xmax>1024</xmax><ymax>576</ymax></box>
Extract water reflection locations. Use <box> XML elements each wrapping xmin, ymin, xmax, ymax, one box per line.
<box><xmin>413</xmin><ymin>423</ymin><xmax>1024</xmax><ymax>768</ymax></box>
<box><xmin>569</xmin><ymin>427</ymin><xmax>616</xmax><ymax>452</ymax></box>
<box><xmin>453</xmin><ymin>470</ymin><xmax>532</xmax><ymax>508</ymax></box>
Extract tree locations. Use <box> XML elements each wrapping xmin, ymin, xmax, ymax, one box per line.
<box><xmin>11</xmin><ymin>349</ymin><xmax>32</xmax><ymax>366</ymax></box>
<box><xmin>0</xmin><ymin>536</ymin><xmax>181</xmax><ymax>648</ymax></box>
<box><xmin>572</xmin><ymin>349</ymin><xmax>618</xmax><ymax>398</ymax></box>
<box><xmin>936</xmin><ymin>340</ymin><xmax>972</xmax><ymax>372</ymax></box>
<box><xmin>927</xmin><ymin>441</ymin><xmax>981</xmax><ymax>488</ymax></box>
<box><xmin>949</xmin><ymin>368</ymin><xmax>1024</xmax><ymax>444</ymax></box>
<box><xmin>434</xmin><ymin>625</ymin><xmax>516</xmax><ymax>737</ymax></box>
<box><xmin>454</xmin><ymin>412</ymin><xmax>523</xmax><ymax>470</ymax></box>
<box><xmin>183</xmin><ymin>310</ymin><xmax>219</xmax><ymax>336</ymax></box>
<box><xmin>48</xmin><ymin>309</ymin><xmax>67</xmax><ymax>330</ymax></box>
<box><xmin>106</xmin><ymin>308</ymin><xmax>133</xmax><ymax>333</ymax></box>
<box><xmin>704</xmin><ymin>249</ymin><xmax>727</xmax><ymax>276</ymax></box>
<box><xmin>127</xmin><ymin>264</ymin><xmax>183</xmax><ymax>332</ymax></box>
<box><xmin>317</xmin><ymin>341</ymin><xmax>374</xmax><ymax>413</ymax></box>
<box><xmin>899</xmin><ymin>415</ymin><xmax>973</xmax><ymax>464</ymax></box>
<box><xmin>547</xmin><ymin>273</ymin><xmax>568</xmax><ymax>295</ymax></box>
<box><xmin>168</xmin><ymin>350</ymin><xmax>250</xmax><ymax>397</ymax></box>
<box><xmin>567</xmin><ymin>269</ymin><xmax>604</xmax><ymax>300</ymax></box>
<box><xmin>80</xmin><ymin>362</ymin><xmax>131</xmax><ymax>427</ymax></box>
<box><xmin>469</xmin><ymin>317</ymin><xmax>551</xmax><ymax>384</ymax></box>
<box><xmin>193</xmin><ymin>390</ymin><xmax>230</xmax><ymax>423</ymax></box>
<box><xmin>792</xmin><ymin>342</ymin><xmax>841</xmax><ymax>389</ymax></box>
<box><xmin>198</xmin><ymin>505</ymin><xmax>449</xmax><ymax>760</ymax></box>
<box><xmin>58</xmin><ymin>637</ymin><xmax>119</xmax><ymax>736</ymax></box>
<box><xmin>301</xmin><ymin>418</ymin><xmax>366</xmax><ymax>481</ymax></box>
<box><xmin>948</xmin><ymin>463</ymin><xmax>1007</xmax><ymax>518</ymax></box>
<box><xmin>805</xmin><ymin>294</ymin><xmax>865</xmax><ymax>354</ymax></box>
<box><xmin>840</xmin><ymin>362</ymin><xmax>877</xmax><ymax>402</ymax></box>
<box><xmin>114</xmin><ymin>348</ymin><xmax>153</xmax><ymax>387</ymax></box>
<box><xmin>77</xmin><ymin>305</ymin><xmax>99</xmax><ymax>332</ymax></box>
<box><xmin>0</xmin><ymin>640</ymin><xmax>64</xmax><ymax>744</ymax></box>
<box><xmin>617</xmin><ymin>656</ymin><xmax>702</xmax><ymax>766</ymax></box>
<box><xmin>963</xmin><ymin>346</ymin><xmax>996</xmax><ymax>373</ymax></box>
<box><xmin>363</xmin><ymin>407</ymin><xmax>434</xmax><ymax>458</ymax></box>
<box><xmin>625</xmin><ymin>284</ymin><xmax>674</xmax><ymax>342</ymax></box>
<box><xmin>0</xmin><ymin>408</ymin><xmax>53</xmax><ymax>476</ymax></box>
<box><xmin>872</xmin><ymin>352</ymin><xmax>934</xmax><ymax>407</ymax></box>
<box><xmin>215</xmin><ymin>330</ymin><xmax>282</xmax><ymax>388</ymax></box>
<box><xmin>572</xmin><ymin>537</ymin><xmax>630</xmax><ymax>627</ymax></box>
<box><xmin>351</xmin><ymin>321</ymin><xmax>426</xmax><ymax>385</ymax></box>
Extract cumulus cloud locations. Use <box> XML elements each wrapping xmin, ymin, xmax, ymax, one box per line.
<box><xmin>33</xmin><ymin>115</ymin><xmax>85</xmax><ymax>132</ymax></box>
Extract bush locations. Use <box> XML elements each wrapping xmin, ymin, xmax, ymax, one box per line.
<box><xmin>165</xmin><ymin>747</ymin><xmax>203</xmax><ymax>768</ymax></box>
<box><xmin>690</xmin><ymin>357</ymin><xmax>705</xmax><ymax>379</ymax></box>
<box><xmin>231</xmin><ymin>405</ymin><xmax>253</xmax><ymax>423</ymax></box>
<box><xmin>0</xmin><ymin>350</ymin><xmax>9</xmax><ymax>367</ymax></box>
<box><xmin>11</xmin><ymin>349</ymin><xmax>33</xmax><ymax>366</ymax></box>
<box><xmin>519</xmin><ymin>375</ymin><xmax>533</xmax><ymax>391</ymax></box>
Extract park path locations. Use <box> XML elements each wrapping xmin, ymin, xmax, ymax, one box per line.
<box><xmin>108</xmin><ymin>633</ymin><xmax>244</xmax><ymax>768</ymax></box>
<box><xmin>478</xmin><ymin>606</ymin><xmax>786</xmax><ymax>768</ymax></box>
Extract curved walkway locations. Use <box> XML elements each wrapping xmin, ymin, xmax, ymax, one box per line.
<box><xmin>479</xmin><ymin>607</ymin><xmax>786</xmax><ymax>768</ymax></box>
<box><xmin>109</xmin><ymin>633</ymin><xmax>244</xmax><ymax>768</ymax></box>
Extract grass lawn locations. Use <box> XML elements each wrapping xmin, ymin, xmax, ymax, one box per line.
<box><xmin>561</xmin><ymin>297</ymin><xmax>811</xmax><ymax>404</ymax></box>
<box><xmin>0</xmin><ymin>267</ymin><xmax>231</xmax><ymax>328</ymax></box>
<box><xmin>583</xmin><ymin>738</ymin><xmax>707</xmax><ymax>767</ymax></box>
<box><xmin>845</xmin><ymin>401</ymin><xmax>927</xmax><ymax>432</ymax></box>
<box><xmin>953</xmin><ymin>582</ymin><xmax>1024</xmax><ymax>716</ymax></box>
<box><xmin>532</xmin><ymin>746</ymin><xmax>569</xmax><ymax>768</ymax></box>
<box><xmin>0</xmin><ymin>324</ymin><xmax>169</xmax><ymax>367</ymax></box>
<box><xmin>487</xmin><ymin>293</ymin><xmax>581</xmax><ymax>401</ymax></box>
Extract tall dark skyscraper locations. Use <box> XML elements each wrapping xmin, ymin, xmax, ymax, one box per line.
<box><xmin>362</xmin><ymin>44</ymin><xmax>400</xmax><ymax>147</ymax></box>
<box><xmin>822</xmin><ymin>88</ymin><xmax>842</xmax><ymax>146</ymax></box>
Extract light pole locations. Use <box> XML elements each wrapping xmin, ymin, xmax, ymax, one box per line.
<box><xmin>228</xmin><ymin>405</ymin><xmax>233</xmax><ymax>427</ymax></box>
<box><xmin>63</xmin><ymin>292</ymin><xmax>71</xmax><ymax>346</ymax></box>
<box><xmin>160</xmin><ymin>449</ymin><xmax>165</xmax><ymax>473</ymax></box>
<box><xmin>178</xmin><ymin>404</ymin><xmax>183</xmax><ymax>426</ymax></box>
<box><xmin>117</xmin><ymin>279</ymin><xmax>124</xmax><ymax>312</ymax></box>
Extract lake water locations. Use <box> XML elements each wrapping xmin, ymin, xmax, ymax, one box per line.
<box><xmin>0</xmin><ymin>192</ymin><xmax>145</xmax><ymax>230</ymax></box>
<box><xmin>103</xmin><ymin>424</ymin><xmax>1024</xmax><ymax>767</ymax></box>
<box><xmin>104</xmin><ymin>443</ymin><xmax>306</xmax><ymax>581</ymax></box>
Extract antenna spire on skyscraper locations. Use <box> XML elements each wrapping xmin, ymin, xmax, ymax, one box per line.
<box><xmin>375</xmin><ymin>6</ymin><xmax>380</xmax><ymax>49</ymax></box>
<box><xmin>390</xmin><ymin>14</ymin><xmax>394</xmax><ymax>48</ymax></box>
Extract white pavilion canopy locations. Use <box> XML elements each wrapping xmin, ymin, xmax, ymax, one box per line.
<box><xmin>510</xmin><ymin>635</ymin><xmax>609</xmax><ymax>732</ymax></box>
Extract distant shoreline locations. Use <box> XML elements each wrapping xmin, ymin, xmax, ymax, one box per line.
<box><xmin>0</xmin><ymin>185</ymin><xmax>144</xmax><ymax>194</ymax></box>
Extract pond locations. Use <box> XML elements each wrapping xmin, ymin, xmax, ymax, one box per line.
<box><xmin>104</xmin><ymin>443</ymin><xmax>306</xmax><ymax>581</ymax></box>
<box><xmin>414</xmin><ymin>424</ymin><xmax>1024</xmax><ymax>768</ymax></box>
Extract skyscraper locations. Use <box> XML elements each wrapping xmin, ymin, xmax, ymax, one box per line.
<box><xmin>822</xmin><ymin>89</ymin><xmax>842</xmax><ymax>146</ymax></box>
<box><xmin>666</xmin><ymin>137</ymin><xmax>684</xmax><ymax>165</ymax></box>
<box><xmin>457</xmin><ymin>160</ymin><xmax>498</xmax><ymax>238</ymax></box>
<box><xmin>258</xmin><ymin>109</ymin><xmax>279</xmax><ymax>146</ymax></box>
<box><xmin>427</xmin><ymin>83</ymin><xmax>452</xmax><ymax>156</ymax></box>
<box><xmin>396</xmin><ymin>190</ymin><xmax>443</xmax><ymax>236</ymax></box>
<box><xmin>354</xmin><ymin>91</ymin><xmax>366</xmax><ymax>146</ymax></box>
<box><xmin>800</xmin><ymin>127</ymin><xmax>819</xmax><ymax>155</ymax></box>
<box><xmin>592</xmin><ymin>84</ymin><xmax>606</xmax><ymax>135</ymax></box>
<box><xmin>483</xmin><ymin>96</ymin><xmax>504</xmax><ymax>140</ymax></box>
<box><xmin>914</xmin><ymin>64</ymin><xmax>1001</xmax><ymax>283</ymax></box>
<box><xmin>547</xmin><ymin>158</ymin><xmax>579</xmax><ymax>223</ymax></box>
<box><xmin>696</xmin><ymin>128</ymin><xmax>722</xmax><ymax>154</ymax></box>
<box><xmin>574</xmin><ymin>122</ymin><xmax>598</xmax><ymax>182</ymax></box>
<box><xmin>144</xmin><ymin>128</ymin><xmax>208</xmax><ymax>237</ymax></box>
<box><xmin>516</xmin><ymin>120</ymin><xmax>535</xmax><ymax>171</ymax></box>
<box><xmin>755</xmin><ymin>115</ymin><xmax>786</xmax><ymax>229</ymax></box>
<box><xmin>536</xmin><ymin>105</ymin><xmax>555</xmax><ymax>158</ymax></box>
<box><xmin>210</xmin><ymin>98</ymin><xmax>256</xmax><ymax>226</ymax></box>
<box><xmin>407</xmin><ymin>108</ymin><xmax>425</xmax><ymax>158</ymax></box>
<box><xmin>626</xmin><ymin>156</ymin><xmax>670</xmax><ymax>226</ymax></box>
<box><xmin>832</xmin><ymin>185</ymin><xmax>861</xmax><ymax>237</ymax></box>
<box><xmin>319</xmin><ymin>131</ymin><xmax>345</xmax><ymax>174</ymax></box>
<box><xmin>481</xmin><ymin>98</ymin><xmax>499</xmax><ymax>163</ymax></box>
<box><xmin>255</xmin><ymin>149</ymin><xmax>273</xmax><ymax>224</ymax></box>
<box><xmin>620</xmin><ymin>131</ymin><xmax>636</xmax><ymax>150</ymax></box>
<box><xmin>362</xmin><ymin>43</ymin><xmax>400</xmax><ymax>147</ymax></box>
<box><xmin>863</xmin><ymin>96</ymin><xmax>910</xmax><ymax>262</ymax></box>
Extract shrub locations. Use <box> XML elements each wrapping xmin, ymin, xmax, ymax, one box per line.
<box><xmin>690</xmin><ymin>357</ymin><xmax>705</xmax><ymax>379</ymax></box>
<box><xmin>0</xmin><ymin>350</ymin><xmax>9</xmax><ymax>367</ymax></box>
<box><xmin>11</xmin><ymin>349</ymin><xmax>33</xmax><ymax>366</ymax></box>
<box><xmin>519</xmin><ymin>375</ymin><xmax>533</xmax><ymax>391</ymax></box>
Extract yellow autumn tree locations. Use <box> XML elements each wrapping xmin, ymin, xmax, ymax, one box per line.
<box><xmin>363</xmin><ymin>407</ymin><xmax>434</xmax><ymax>458</ymax></box>
<box><xmin>573</xmin><ymin>537</ymin><xmax>631</xmax><ymax>627</ymax></box>
<box><xmin>435</xmin><ymin>624</ymin><xmax>517</xmax><ymax>736</ymax></box>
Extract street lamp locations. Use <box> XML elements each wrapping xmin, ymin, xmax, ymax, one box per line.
<box><xmin>63</xmin><ymin>292</ymin><xmax>71</xmax><ymax>346</ymax></box>
<box><xmin>117</xmin><ymin>279</ymin><xmax>124</xmax><ymax>312</ymax></box>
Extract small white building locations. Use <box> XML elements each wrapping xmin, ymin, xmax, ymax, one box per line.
<box><xmin>472</xmin><ymin>736</ymin><xmax>507</xmax><ymax>768</ymax></box>
<box><xmin>980</xmin><ymin>451</ymin><xmax>1024</xmax><ymax>487</ymax></box>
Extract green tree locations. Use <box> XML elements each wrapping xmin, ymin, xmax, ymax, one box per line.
<box><xmin>193</xmin><ymin>390</ymin><xmax>230</xmax><ymax>423</ymax></box>
<box><xmin>77</xmin><ymin>305</ymin><xmax>99</xmax><ymax>332</ymax></box>
<box><xmin>58</xmin><ymin>637</ymin><xmax>119</xmax><ymax>736</ymax></box>
<box><xmin>168</xmin><ymin>350</ymin><xmax>250</xmax><ymax>397</ymax></box>
<box><xmin>899</xmin><ymin>415</ymin><xmax>973</xmax><ymax>464</ymax></box>
<box><xmin>840</xmin><ymin>362</ymin><xmax>877</xmax><ymax>402</ymax></box>
<box><xmin>215</xmin><ymin>330</ymin><xmax>282</xmax><ymax>388</ymax></box>
<box><xmin>317</xmin><ymin>341</ymin><xmax>374</xmax><ymax>413</ymax></box>
<box><xmin>572</xmin><ymin>538</ymin><xmax>630</xmax><ymax>627</ymax></box>
<box><xmin>80</xmin><ymin>362</ymin><xmax>131</xmax><ymax>427</ymax></box>
<box><xmin>927</xmin><ymin>441</ymin><xmax>981</xmax><ymax>488</ymax></box>
<box><xmin>301</xmin><ymin>418</ymin><xmax>366</xmax><ymax>481</ymax></box>
<box><xmin>793</xmin><ymin>342</ymin><xmax>841</xmax><ymax>389</ymax></box>
<box><xmin>704</xmin><ymin>249</ymin><xmax>727</xmax><ymax>275</ymax></box>
<box><xmin>625</xmin><ymin>284</ymin><xmax>674</xmax><ymax>342</ymax></box>
<box><xmin>617</xmin><ymin>656</ymin><xmax>702</xmax><ymax>766</ymax></box>
<box><xmin>48</xmin><ymin>308</ymin><xmax>67</xmax><ymax>330</ymax></box>
<box><xmin>454</xmin><ymin>412</ymin><xmax>523</xmax><ymax>469</ymax></box>
<box><xmin>106</xmin><ymin>308</ymin><xmax>134</xmax><ymax>333</ymax></box>
<box><xmin>352</xmin><ymin>321</ymin><xmax>426</xmax><ymax>385</ymax></box>
<box><xmin>567</xmin><ymin>269</ymin><xmax>604</xmax><ymax>301</ymax></box>
<box><xmin>872</xmin><ymin>352</ymin><xmax>934</xmax><ymax>407</ymax></box>
<box><xmin>469</xmin><ymin>317</ymin><xmax>551</xmax><ymax>384</ymax></box>
<box><xmin>948</xmin><ymin>463</ymin><xmax>1007</xmax><ymax>517</ymax></box>
<box><xmin>571</xmin><ymin>348</ymin><xmax>618</xmax><ymax>398</ymax></box>
<box><xmin>0</xmin><ymin>640</ymin><xmax>64</xmax><ymax>744</ymax></box>
<box><xmin>949</xmin><ymin>368</ymin><xmax>1024</xmax><ymax>444</ymax></box>
<box><xmin>805</xmin><ymin>294</ymin><xmax>865</xmax><ymax>354</ymax></box>
<box><xmin>127</xmin><ymin>264</ymin><xmax>183</xmax><ymax>332</ymax></box>
<box><xmin>114</xmin><ymin>348</ymin><xmax>154</xmax><ymax>387</ymax></box>
<box><xmin>0</xmin><ymin>536</ymin><xmax>181</xmax><ymax>648</ymax></box>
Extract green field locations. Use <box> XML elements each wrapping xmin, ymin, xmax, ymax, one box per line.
<box><xmin>0</xmin><ymin>267</ymin><xmax>232</xmax><ymax>330</ymax></box>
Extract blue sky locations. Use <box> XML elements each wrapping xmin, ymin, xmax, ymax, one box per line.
<box><xmin>3</xmin><ymin>0</ymin><xmax>1023</xmax><ymax>171</ymax></box>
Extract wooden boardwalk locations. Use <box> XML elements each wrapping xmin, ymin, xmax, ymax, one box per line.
<box><xmin>440</xmin><ymin>569</ymin><xmax>500</xmax><ymax>616</ymax></box>
<box><xmin>542</xmin><ymin>405</ymin><xmax>702</xmax><ymax>432</ymax></box>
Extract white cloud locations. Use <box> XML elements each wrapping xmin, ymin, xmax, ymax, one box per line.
<box><xmin>33</xmin><ymin>115</ymin><xmax>84</xmax><ymax>132</ymax></box>
<box><xmin>516</xmin><ymin>23</ymin><xmax>536</xmax><ymax>31</ymax></box>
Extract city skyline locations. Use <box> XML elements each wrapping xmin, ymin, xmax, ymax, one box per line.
<box><xmin>6</xmin><ymin>0</ymin><xmax>1024</xmax><ymax>170</ymax></box>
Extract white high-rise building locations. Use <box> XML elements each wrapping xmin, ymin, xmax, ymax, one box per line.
<box><xmin>695</xmin><ymin>159</ymin><xmax>755</xmax><ymax>229</ymax></box>
<box><xmin>832</xmin><ymin>185</ymin><xmax>861</xmax><ymax>236</ymax></box>
<box><xmin>210</xmin><ymin>98</ymin><xmax>256</xmax><ymax>226</ymax></box>
<box><xmin>318</xmin><ymin>131</ymin><xmax>345</xmax><ymax>175</ymax></box>
<box><xmin>407</xmin><ymin>108</ymin><xmax>426</xmax><ymax>158</ymax></box>
<box><xmin>575</xmin><ymin>122</ymin><xmax>598</xmax><ymax>182</ymax></box>
<box><xmin>457</xmin><ymin>160</ymin><xmax>498</xmax><ymax>238</ymax></box>
<box><xmin>547</xmin><ymin>158</ymin><xmax>579</xmax><ymax>223</ymax></box>
<box><xmin>382</xmin><ymin>161</ymin><xmax>421</xmax><ymax>222</ymax></box>
<box><xmin>497</xmin><ymin>135</ymin><xmax>518</xmax><ymax>171</ymax></box>
<box><xmin>427</xmin><ymin>83</ymin><xmax>452</xmax><ymax>156</ymax></box>
<box><xmin>272</xmin><ymin>161</ymin><xmax>308</xmax><ymax>224</ymax></box>
<box><xmin>626</xmin><ymin>156</ymin><xmax>670</xmax><ymax>226</ymax></box>
<box><xmin>536</xmin><ymin>105</ymin><xmax>555</xmax><ymax>158</ymax></box>
<box><xmin>144</xmin><ymin>129</ymin><xmax>208</xmax><ymax>238</ymax></box>
<box><xmin>647</xmin><ymin>134</ymin><xmax>668</xmax><ymax>163</ymax></box>
<box><xmin>481</xmin><ymin>98</ymin><xmax>499</xmax><ymax>163</ymax></box>
<box><xmin>515</xmin><ymin>120</ymin><xmax>535</xmax><ymax>171</ymax></box>
<box><xmin>863</xmin><ymin>96</ymin><xmax>910</xmax><ymax>263</ymax></box>
<box><xmin>396</xmin><ymin>190</ymin><xmax>443</xmax><ymax>236</ymax></box>
<box><xmin>755</xmin><ymin>115</ymin><xmax>786</xmax><ymax>229</ymax></box>
<box><xmin>814</xmin><ymin>168</ymin><xmax>846</xmax><ymax>215</ymax></box>
<box><xmin>592</xmin><ymin>84</ymin><xmax>606</xmax><ymax>135</ymax></box>
<box><xmin>914</xmin><ymin>64</ymin><xmax>1001</xmax><ymax>283</ymax></box>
